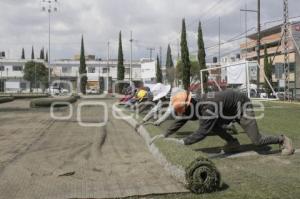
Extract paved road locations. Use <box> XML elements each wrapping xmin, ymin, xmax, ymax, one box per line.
<box><xmin>0</xmin><ymin>99</ymin><xmax>186</xmax><ymax>198</ymax></box>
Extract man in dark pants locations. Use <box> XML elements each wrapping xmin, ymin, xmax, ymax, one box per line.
<box><xmin>151</xmin><ymin>90</ymin><xmax>294</xmax><ymax>155</ymax></box>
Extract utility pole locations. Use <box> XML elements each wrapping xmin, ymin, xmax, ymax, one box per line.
<box><xmin>257</xmin><ymin>0</ymin><xmax>261</xmax><ymax>89</ymax></box>
<box><xmin>177</xmin><ymin>38</ymin><xmax>180</xmax><ymax>60</ymax></box>
<box><xmin>240</xmin><ymin>0</ymin><xmax>260</xmax><ymax>88</ymax></box>
<box><xmin>130</xmin><ymin>31</ymin><xmax>133</xmax><ymax>81</ymax></box>
<box><xmin>159</xmin><ymin>46</ymin><xmax>162</xmax><ymax>66</ymax></box>
<box><xmin>283</xmin><ymin>0</ymin><xmax>290</xmax><ymax>101</ymax></box>
<box><xmin>146</xmin><ymin>47</ymin><xmax>155</xmax><ymax>61</ymax></box>
<box><xmin>218</xmin><ymin>17</ymin><xmax>221</xmax><ymax>63</ymax></box>
<box><xmin>107</xmin><ymin>41</ymin><xmax>110</xmax><ymax>92</ymax></box>
<box><xmin>35</xmin><ymin>63</ymin><xmax>37</xmax><ymax>92</ymax></box>
<box><xmin>41</xmin><ymin>0</ymin><xmax>58</xmax><ymax>92</ymax></box>
<box><xmin>243</xmin><ymin>3</ymin><xmax>248</xmax><ymax>59</ymax></box>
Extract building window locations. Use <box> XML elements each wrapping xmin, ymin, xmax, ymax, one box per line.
<box><xmin>102</xmin><ymin>68</ymin><xmax>109</xmax><ymax>73</ymax></box>
<box><xmin>13</xmin><ymin>66</ymin><xmax>22</xmax><ymax>71</ymax></box>
<box><xmin>289</xmin><ymin>63</ymin><xmax>295</xmax><ymax>73</ymax></box>
<box><xmin>62</xmin><ymin>67</ymin><xmax>71</xmax><ymax>73</ymax></box>
<box><xmin>88</xmin><ymin>67</ymin><xmax>95</xmax><ymax>73</ymax></box>
<box><xmin>275</xmin><ymin>63</ymin><xmax>284</xmax><ymax>79</ymax></box>
<box><xmin>0</xmin><ymin>66</ymin><xmax>4</xmax><ymax>71</ymax></box>
<box><xmin>125</xmin><ymin>68</ymin><xmax>130</xmax><ymax>74</ymax></box>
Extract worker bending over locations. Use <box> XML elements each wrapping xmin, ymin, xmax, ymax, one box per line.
<box><xmin>151</xmin><ymin>89</ymin><xmax>294</xmax><ymax>155</ymax></box>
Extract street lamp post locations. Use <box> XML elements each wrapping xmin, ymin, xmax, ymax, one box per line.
<box><xmin>107</xmin><ymin>41</ymin><xmax>110</xmax><ymax>92</ymax></box>
<box><xmin>41</xmin><ymin>0</ymin><xmax>58</xmax><ymax>92</ymax></box>
<box><xmin>34</xmin><ymin>63</ymin><xmax>37</xmax><ymax>92</ymax></box>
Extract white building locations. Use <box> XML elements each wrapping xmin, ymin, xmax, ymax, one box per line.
<box><xmin>0</xmin><ymin>58</ymin><xmax>45</xmax><ymax>92</ymax></box>
<box><xmin>0</xmin><ymin>56</ymin><xmax>156</xmax><ymax>93</ymax></box>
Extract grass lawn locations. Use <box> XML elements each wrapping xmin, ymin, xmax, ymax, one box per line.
<box><xmin>123</xmin><ymin>101</ymin><xmax>300</xmax><ymax>199</ymax></box>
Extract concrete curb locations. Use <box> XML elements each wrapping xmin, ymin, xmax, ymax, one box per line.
<box><xmin>113</xmin><ymin>106</ymin><xmax>188</xmax><ymax>186</ymax></box>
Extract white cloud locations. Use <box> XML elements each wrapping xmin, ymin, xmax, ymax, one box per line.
<box><xmin>0</xmin><ymin>0</ymin><xmax>299</xmax><ymax>63</ymax></box>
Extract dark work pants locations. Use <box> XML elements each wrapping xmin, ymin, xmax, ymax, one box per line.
<box><xmin>210</xmin><ymin>125</ymin><xmax>237</xmax><ymax>143</ymax></box>
<box><xmin>239</xmin><ymin>105</ymin><xmax>283</xmax><ymax>146</ymax></box>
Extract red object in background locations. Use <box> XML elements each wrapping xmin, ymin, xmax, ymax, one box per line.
<box><xmin>294</xmin><ymin>24</ymin><xmax>300</xmax><ymax>31</ymax></box>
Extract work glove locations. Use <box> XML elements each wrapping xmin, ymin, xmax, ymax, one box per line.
<box><xmin>149</xmin><ymin>134</ymin><xmax>165</xmax><ymax>145</ymax></box>
<box><xmin>152</xmin><ymin>121</ymin><xmax>160</xmax><ymax>126</ymax></box>
<box><xmin>143</xmin><ymin>122</ymin><xmax>156</xmax><ymax>126</ymax></box>
<box><xmin>164</xmin><ymin>138</ymin><xmax>185</xmax><ymax>145</ymax></box>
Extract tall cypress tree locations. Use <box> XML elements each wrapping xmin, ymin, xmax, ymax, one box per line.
<box><xmin>45</xmin><ymin>51</ymin><xmax>48</xmax><ymax>62</ymax></box>
<box><xmin>21</xmin><ymin>48</ymin><xmax>25</xmax><ymax>59</ymax></box>
<box><xmin>31</xmin><ymin>46</ymin><xmax>35</xmax><ymax>60</ymax></box>
<box><xmin>156</xmin><ymin>55</ymin><xmax>163</xmax><ymax>83</ymax></box>
<box><xmin>40</xmin><ymin>48</ymin><xmax>45</xmax><ymax>60</ymax></box>
<box><xmin>79</xmin><ymin>35</ymin><xmax>87</xmax><ymax>94</ymax></box>
<box><xmin>117</xmin><ymin>31</ymin><xmax>125</xmax><ymax>80</ymax></box>
<box><xmin>180</xmin><ymin>19</ymin><xmax>191</xmax><ymax>90</ymax></box>
<box><xmin>165</xmin><ymin>44</ymin><xmax>174</xmax><ymax>84</ymax></box>
<box><xmin>264</xmin><ymin>46</ymin><xmax>272</xmax><ymax>96</ymax></box>
<box><xmin>198</xmin><ymin>21</ymin><xmax>208</xmax><ymax>88</ymax></box>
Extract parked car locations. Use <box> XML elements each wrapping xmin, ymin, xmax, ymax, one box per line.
<box><xmin>87</xmin><ymin>88</ymin><xmax>98</xmax><ymax>94</ymax></box>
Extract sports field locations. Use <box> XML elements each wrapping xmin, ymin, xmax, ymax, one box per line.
<box><xmin>130</xmin><ymin>101</ymin><xmax>300</xmax><ymax>199</ymax></box>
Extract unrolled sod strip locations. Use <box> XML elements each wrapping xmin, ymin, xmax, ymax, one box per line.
<box><xmin>30</xmin><ymin>96</ymin><xmax>78</xmax><ymax>108</ymax></box>
<box><xmin>114</xmin><ymin>106</ymin><xmax>222</xmax><ymax>194</ymax></box>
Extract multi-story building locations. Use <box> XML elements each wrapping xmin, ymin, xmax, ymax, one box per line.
<box><xmin>51</xmin><ymin>58</ymin><xmax>143</xmax><ymax>91</ymax></box>
<box><xmin>240</xmin><ymin>21</ymin><xmax>300</xmax><ymax>97</ymax></box>
<box><xmin>0</xmin><ymin>55</ymin><xmax>156</xmax><ymax>93</ymax></box>
<box><xmin>0</xmin><ymin>58</ymin><xmax>44</xmax><ymax>92</ymax></box>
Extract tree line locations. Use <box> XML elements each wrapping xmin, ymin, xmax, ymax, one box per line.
<box><xmin>22</xmin><ymin>18</ymin><xmax>208</xmax><ymax>93</ymax></box>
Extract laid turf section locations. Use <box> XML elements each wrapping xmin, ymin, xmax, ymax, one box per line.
<box><xmin>0</xmin><ymin>97</ymin><xmax>14</xmax><ymax>104</ymax></box>
<box><xmin>30</xmin><ymin>95</ymin><xmax>78</xmax><ymax>108</ymax></box>
<box><xmin>0</xmin><ymin>93</ymin><xmax>49</xmax><ymax>99</ymax></box>
<box><xmin>122</xmin><ymin>101</ymin><xmax>300</xmax><ymax>198</ymax></box>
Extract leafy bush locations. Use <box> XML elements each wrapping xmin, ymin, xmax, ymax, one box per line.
<box><xmin>0</xmin><ymin>97</ymin><xmax>14</xmax><ymax>104</ymax></box>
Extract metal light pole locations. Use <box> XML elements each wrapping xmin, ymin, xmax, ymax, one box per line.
<box><xmin>240</xmin><ymin>0</ymin><xmax>260</xmax><ymax>89</ymax></box>
<box><xmin>34</xmin><ymin>63</ymin><xmax>37</xmax><ymax>92</ymax></box>
<box><xmin>107</xmin><ymin>41</ymin><xmax>110</xmax><ymax>92</ymax></box>
<box><xmin>41</xmin><ymin>0</ymin><xmax>58</xmax><ymax>92</ymax></box>
<box><xmin>130</xmin><ymin>31</ymin><xmax>133</xmax><ymax>81</ymax></box>
<box><xmin>218</xmin><ymin>17</ymin><xmax>221</xmax><ymax>63</ymax></box>
<box><xmin>0</xmin><ymin>71</ymin><xmax>2</xmax><ymax>92</ymax></box>
<box><xmin>283</xmin><ymin>0</ymin><xmax>290</xmax><ymax>100</ymax></box>
<box><xmin>147</xmin><ymin>47</ymin><xmax>155</xmax><ymax>61</ymax></box>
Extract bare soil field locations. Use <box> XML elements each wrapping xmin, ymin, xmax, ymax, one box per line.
<box><xmin>0</xmin><ymin>99</ymin><xmax>187</xmax><ymax>199</ymax></box>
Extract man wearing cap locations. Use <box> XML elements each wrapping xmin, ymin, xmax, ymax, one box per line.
<box><xmin>151</xmin><ymin>89</ymin><xmax>294</xmax><ymax>155</ymax></box>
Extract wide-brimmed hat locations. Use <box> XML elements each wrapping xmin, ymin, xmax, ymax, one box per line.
<box><xmin>171</xmin><ymin>91</ymin><xmax>192</xmax><ymax>114</ymax></box>
<box><xmin>137</xmin><ymin>89</ymin><xmax>147</xmax><ymax>101</ymax></box>
<box><xmin>152</xmin><ymin>84</ymin><xmax>171</xmax><ymax>101</ymax></box>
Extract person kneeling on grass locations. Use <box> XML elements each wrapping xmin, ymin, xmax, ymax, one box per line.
<box><xmin>150</xmin><ymin>89</ymin><xmax>295</xmax><ymax>155</ymax></box>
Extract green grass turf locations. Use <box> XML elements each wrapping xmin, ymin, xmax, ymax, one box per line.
<box><xmin>121</xmin><ymin>101</ymin><xmax>300</xmax><ymax>199</ymax></box>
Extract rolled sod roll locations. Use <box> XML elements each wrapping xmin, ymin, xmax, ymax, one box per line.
<box><xmin>30</xmin><ymin>96</ymin><xmax>78</xmax><ymax>108</ymax></box>
<box><xmin>0</xmin><ymin>97</ymin><xmax>14</xmax><ymax>104</ymax></box>
<box><xmin>185</xmin><ymin>157</ymin><xmax>221</xmax><ymax>194</ymax></box>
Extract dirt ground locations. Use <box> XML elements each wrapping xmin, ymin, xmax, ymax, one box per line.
<box><xmin>0</xmin><ymin>99</ymin><xmax>187</xmax><ymax>199</ymax></box>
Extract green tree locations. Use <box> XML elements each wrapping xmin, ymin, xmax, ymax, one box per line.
<box><xmin>40</xmin><ymin>48</ymin><xmax>45</xmax><ymax>60</ymax></box>
<box><xmin>176</xmin><ymin>60</ymin><xmax>200</xmax><ymax>81</ymax></box>
<box><xmin>21</xmin><ymin>48</ymin><xmax>25</xmax><ymax>59</ymax></box>
<box><xmin>156</xmin><ymin>55</ymin><xmax>163</xmax><ymax>83</ymax></box>
<box><xmin>45</xmin><ymin>51</ymin><xmax>48</xmax><ymax>62</ymax></box>
<box><xmin>79</xmin><ymin>35</ymin><xmax>87</xmax><ymax>94</ymax></box>
<box><xmin>23</xmin><ymin>61</ymin><xmax>48</xmax><ymax>91</ymax></box>
<box><xmin>264</xmin><ymin>46</ymin><xmax>273</xmax><ymax>96</ymax></box>
<box><xmin>117</xmin><ymin>31</ymin><xmax>125</xmax><ymax>80</ymax></box>
<box><xmin>180</xmin><ymin>19</ymin><xmax>191</xmax><ymax>90</ymax></box>
<box><xmin>197</xmin><ymin>21</ymin><xmax>208</xmax><ymax>90</ymax></box>
<box><xmin>31</xmin><ymin>46</ymin><xmax>35</xmax><ymax>60</ymax></box>
<box><xmin>165</xmin><ymin>44</ymin><xmax>174</xmax><ymax>84</ymax></box>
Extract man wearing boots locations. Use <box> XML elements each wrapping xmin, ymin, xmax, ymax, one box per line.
<box><xmin>150</xmin><ymin>89</ymin><xmax>294</xmax><ymax>155</ymax></box>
